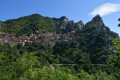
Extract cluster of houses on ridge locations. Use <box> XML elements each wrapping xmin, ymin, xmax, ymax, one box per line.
<box><xmin>0</xmin><ymin>31</ymin><xmax>80</xmax><ymax>47</ymax></box>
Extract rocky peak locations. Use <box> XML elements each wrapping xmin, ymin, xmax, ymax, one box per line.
<box><xmin>77</xmin><ymin>20</ymin><xmax>83</xmax><ymax>24</ymax></box>
<box><xmin>68</xmin><ymin>20</ymin><xmax>74</xmax><ymax>24</ymax></box>
<box><xmin>92</xmin><ymin>15</ymin><xmax>104</xmax><ymax>26</ymax></box>
<box><xmin>60</xmin><ymin>16</ymin><xmax>69</xmax><ymax>22</ymax></box>
<box><xmin>54</xmin><ymin>16</ymin><xmax>69</xmax><ymax>30</ymax></box>
<box><xmin>76</xmin><ymin>20</ymin><xmax>84</xmax><ymax>26</ymax></box>
<box><xmin>85</xmin><ymin>15</ymin><xmax>104</xmax><ymax>28</ymax></box>
<box><xmin>92</xmin><ymin>15</ymin><xmax>102</xmax><ymax>21</ymax></box>
<box><xmin>75</xmin><ymin>20</ymin><xmax>84</xmax><ymax>30</ymax></box>
<box><xmin>83</xmin><ymin>15</ymin><xmax>107</xmax><ymax>34</ymax></box>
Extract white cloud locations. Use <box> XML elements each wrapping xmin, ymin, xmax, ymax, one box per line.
<box><xmin>89</xmin><ymin>3</ymin><xmax>120</xmax><ymax>16</ymax></box>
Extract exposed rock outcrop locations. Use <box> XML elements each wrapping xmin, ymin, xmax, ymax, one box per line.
<box><xmin>54</xmin><ymin>16</ymin><xmax>84</xmax><ymax>33</ymax></box>
<box><xmin>75</xmin><ymin>20</ymin><xmax>84</xmax><ymax>30</ymax></box>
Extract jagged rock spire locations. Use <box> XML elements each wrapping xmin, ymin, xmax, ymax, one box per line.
<box><xmin>75</xmin><ymin>20</ymin><xmax>84</xmax><ymax>30</ymax></box>
<box><xmin>92</xmin><ymin>15</ymin><xmax>103</xmax><ymax>24</ymax></box>
<box><xmin>60</xmin><ymin>16</ymin><xmax>69</xmax><ymax>22</ymax></box>
<box><xmin>85</xmin><ymin>15</ymin><xmax>104</xmax><ymax>27</ymax></box>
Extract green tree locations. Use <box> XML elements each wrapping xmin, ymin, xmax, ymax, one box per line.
<box><xmin>118</xmin><ymin>18</ymin><xmax>120</xmax><ymax>27</ymax></box>
<box><xmin>108</xmin><ymin>39</ymin><xmax>120</xmax><ymax>69</ymax></box>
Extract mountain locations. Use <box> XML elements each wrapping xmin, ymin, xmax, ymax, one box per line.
<box><xmin>0</xmin><ymin>14</ymin><xmax>118</xmax><ymax>37</ymax></box>
<box><xmin>0</xmin><ymin>14</ymin><xmax>119</xmax><ymax>64</ymax></box>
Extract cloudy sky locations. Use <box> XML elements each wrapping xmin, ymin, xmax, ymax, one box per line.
<box><xmin>0</xmin><ymin>0</ymin><xmax>120</xmax><ymax>35</ymax></box>
<box><xmin>89</xmin><ymin>3</ymin><xmax>120</xmax><ymax>17</ymax></box>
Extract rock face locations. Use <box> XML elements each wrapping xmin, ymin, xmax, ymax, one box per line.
<box><xmin>54</xmin><ymin>16</ymin><xmax>84</xmax><ymax>33</ymax></box>
<box><xmin>81</xmin><ymin>15</ymin><xmax>119</xmax><ymax>38</ymax></box>
<box><xmin>75</xmin><ymin>20</ymin><xmax>84</xmax><ymax>30</ymax></box>
<box><xmin>84</xmin><ymin>15</ymin><xmax>105</xmax><ymax>34</ymax></box>
<box><xmin>81</xmin><ymin>15</ymin><xmax>118</xmax><ymax>42</ymax></box>
<box><xmin>54</xmin><ymin>15</ymin><xmax>119</xmax><ymax>43</ymax></box>
<box><xmin>60</xmin><ymin>16</ymin><xmax>69</xmax><ymax>22</ymax></box>
<box><xmin>55</xmin><ymin>16</ymin><xmax>69</xmax><ymax>28</ymax></box>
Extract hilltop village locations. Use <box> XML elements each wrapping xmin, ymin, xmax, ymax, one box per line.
<box><xmin>0</xmin><ymin>31</ymin><xmax>79</xmax><ymax>46</ymax></box>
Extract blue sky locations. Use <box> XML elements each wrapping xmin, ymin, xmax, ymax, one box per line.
<box><xmin>0</xmin><ymin>0</ymin><xmax>120</xmax><ymax>35</ymax></box>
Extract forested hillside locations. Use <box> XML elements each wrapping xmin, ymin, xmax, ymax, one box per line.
<box><xmin>0</xmin><ymin>14</ymin><xmax>56</xmax><ymax>36</ymax></box>
<box><xmin>0</xmin><ymin>14</ymin><xmax>119</xmax><ymax>80</ymax></box>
